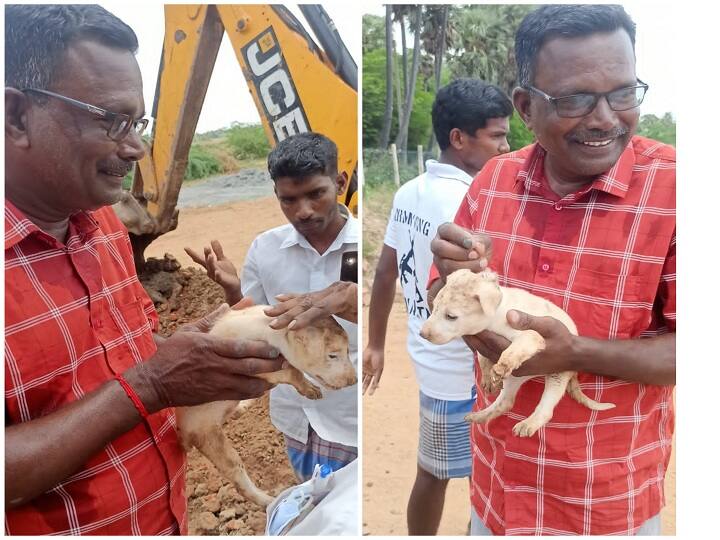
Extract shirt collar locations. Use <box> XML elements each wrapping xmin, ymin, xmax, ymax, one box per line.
<box><xmin>516</xmin><ymin>142</ymin><xmax>634</xmax><ymax>200</ymax></box>
<box><xmin>279</xmin><ymin>204</ymin><xmax>358</xmax><ymax>252</ymax></box>
<box><xmin>5</xmin><ymin>198</ymin><xmax>100</xmax><ymax>250</ymax></box>
<box><xmin>425</xmin><ymin>160</ymin><xmax>473</xmax><ymax>186</ymax></box>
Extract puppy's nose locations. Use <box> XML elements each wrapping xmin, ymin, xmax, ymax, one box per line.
<box><xmin>419</xmin><ymin>326</ymin><xmax>431</xmax><ymax>340</ymax></box>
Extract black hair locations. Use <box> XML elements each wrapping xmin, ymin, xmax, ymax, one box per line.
<box><xmin>515</xmin><ymin>4</ymin><xmax>636</xmax><ymax>87</ymax></box>
<box><xmin>432</xmin><ymin>79</ymin><xmax>513</xmax><ymax>151</ymax></box>
<box><xmin>5</xmin><ymin>4</ymin><xmax>139</xmax><ymax>90</ymax></box>
<box><xmin>267</xmin><ymin>132</ymin><xmax>338</xmax><ymax>181</ymax></box>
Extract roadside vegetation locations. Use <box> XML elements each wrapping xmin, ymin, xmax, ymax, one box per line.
<box><xmin>124</xmin><ymin>122</ymin><xmax>270</xmax><ymax>189</ymax></box>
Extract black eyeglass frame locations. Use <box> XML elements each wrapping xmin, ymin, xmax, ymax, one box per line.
<box><xmin>23</xmin><ymin>88</ymin><xmax>149</xmax><ymax>141</ymax></box>
<box><xmin>524</xmin><ymin>79</ymin><xmax>649</xmax><ymax>118</ymax></box>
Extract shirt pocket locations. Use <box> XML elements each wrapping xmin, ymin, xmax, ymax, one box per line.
<box><xmin>559</xmin><ymin>266</ymin><xmax>652</xmax><ymax>339</ymax></box>
<box><xmin>104</xmin><ymin>297</ymin><xmax>157</xmax><ymax>369</ymax></box>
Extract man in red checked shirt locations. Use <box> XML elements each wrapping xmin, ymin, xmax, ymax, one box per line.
<box><xmin>4</xmin><ymin>5</ymin><xmax>283</xmax><ymax>535</ymax></box>
<box><xmin>428</xmin><ymin>5</ymin><xmax>675</xmax><ymax>536</ymax></box>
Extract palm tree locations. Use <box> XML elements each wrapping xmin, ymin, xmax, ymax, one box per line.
<box><xmin>378</xmin><ymin>5</ymin><xmax>394</xmax><ymax>149</ymax></box>
<box><xmin>394</xmin><ymin>4</ymin><xmax>423</xmax><ymax>163</ymax></box>
<box><xmin>421</xmin><ymin>5</ymin><xmax>455</xmax><ymax>152</ymax></box>
<box><xmin>449</xmin><ymin>4</ymin><xmax>535</xmax><ymax>96</ymax></box>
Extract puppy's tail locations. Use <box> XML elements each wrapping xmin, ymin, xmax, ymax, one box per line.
<box><xmin>567</xmin><ymin>375</ymin><xmax>615</xmax><ymax>411</ymax></box>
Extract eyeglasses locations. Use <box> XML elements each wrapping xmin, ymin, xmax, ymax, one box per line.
<box><xmin>23</xmin><ymin>88</ymin><xmax>149</xmax><ymax>141</ymax></box>
<box><xmin>525</xmin><ymin>79</ymin><xmax>649</xmax><ymax>118</ymax></box>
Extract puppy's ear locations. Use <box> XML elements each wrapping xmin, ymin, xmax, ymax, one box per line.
<box><xmin>475</xmin><ymin>282</ymin><xmax>502</xmax><ymax>316</ymax></box>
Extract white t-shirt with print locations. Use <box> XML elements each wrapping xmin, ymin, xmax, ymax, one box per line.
<box><xmin>384</xmin><ymin>160</ymin><xmax>475</xmax><ymax>400</ymax></box>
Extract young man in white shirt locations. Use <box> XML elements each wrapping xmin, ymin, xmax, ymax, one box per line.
<box><xmin>363</xmin><ymin>79</ymin><xmax>512</xmax><ymax>535</ymax></box>
<box><xmin>187</xmin><ymin>132</ymin><xmax>358</xmax><ymax>481</ymax></box>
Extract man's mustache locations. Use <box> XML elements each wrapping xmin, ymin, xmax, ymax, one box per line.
<box><xmin>569</xmin><ymin>127</ymin><xmax>628</xmax><ymax>143</ymax></box>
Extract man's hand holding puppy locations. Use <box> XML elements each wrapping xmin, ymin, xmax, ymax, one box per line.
<box><xmin>265</xmin><ymin>281</ymin><xmax>358</xmax><ymax>330</ymax></box>
<box><xmin>429</xmin><ymin>224</ymin><xmax>675</xmax><ymax>386</ymax></box>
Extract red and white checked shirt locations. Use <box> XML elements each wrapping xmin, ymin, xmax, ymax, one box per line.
<box><xmin>4</xmin><ymin>200</ymin><xmax>187</xmax><ymax>535</ymax></box>
<box><xmin>431</xmin><ymin>136</ymin><xmax>675</xmax><ymax>535</ymax></box>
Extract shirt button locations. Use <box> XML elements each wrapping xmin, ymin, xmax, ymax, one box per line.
<box><xmin>554</xmin><ymin>203</ymin><xmax>562</xmax><ymax>210</ymax></box>
<box><xmin>541</xmin><ymin>263</ymin><xmax>550</xmax><ymax>272</ymax></box>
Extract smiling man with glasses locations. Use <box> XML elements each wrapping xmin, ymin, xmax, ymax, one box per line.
<box><xmin>22</xmin><ymin>88</ymin><xmax>150</xmax><ymax>141</ymax></box>
<box><xmin>4</xmin><ymin>5</ymin><xmax>284</xmax><ymax>535</ymax></box>
<box><xmin>428</xmin><ymin>4</ymin><xmax>675</xmax><ymax>536</ymax></box>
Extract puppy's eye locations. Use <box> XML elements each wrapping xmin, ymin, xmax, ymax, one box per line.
<box><xmin>445</xmin><ymin>313</ymin><xmax>458</xmax><ymax>321</ymax></box>
<box><xmin>328</xmin><ymin>353</ymin><xmax>338</xmax><ymax>360</ymax></box>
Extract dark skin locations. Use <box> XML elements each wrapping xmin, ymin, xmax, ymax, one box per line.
<box><xmin>442</xmin><ymin>117</ymin><xmax>510</xmax><ymax>177</ymax></box>
<box><xmin>5</xmin><ymin>41</ymin><xmax>283</xmax><ymax>508</ymax></box>
<box><xmin>429</xmin><ymin>31</ymin><xmax>674</xmax><ymax>387</ymax></box>
<box><xmin>186</xmin><ymin>172</ymin><xmax>358</xmax><ymax>332</ymax></box>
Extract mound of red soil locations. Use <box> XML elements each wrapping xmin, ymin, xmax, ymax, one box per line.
<box><xmin>145</xmin><ymin>263</ymin><xmax>297</xmax><ymax>535</ymax></box>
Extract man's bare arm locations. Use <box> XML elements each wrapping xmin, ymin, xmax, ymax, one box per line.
<box><xmin>468</xmin><ymin>310</ymin><xmax>675</xmax><ymax>386</ymax></box>
<box><xmin>5</xmin><ymin>306</ymin><xmax>283</xmax><ymax>508</ymax></box>
<box><xmin>366</xmin><ymin>245</ymin><xmax>398</xmax><ymax>350</ymax></box>
<box><xmin>363</xmin><ymin>245</ymin><xmax>398</xmax><ymax>394</ymax></box>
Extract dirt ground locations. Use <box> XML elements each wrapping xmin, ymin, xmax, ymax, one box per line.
<box><xmin>144</xmin><ymin>195</ymin><xmax>294</xmax><ymax>536</ymax></box>
<box><xmin>361</xmin><ymin>187</ymin><xmax>676</xmax><ymax>536</ymax></box>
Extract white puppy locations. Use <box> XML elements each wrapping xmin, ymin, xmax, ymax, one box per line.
<box><xmin>176</xmin><ymin>305</ymin><xmax>356</xmax><ymax>506</ymax></box>
<box><xmin>421</xmin><ymin>269</ymin><xmax>613</xmax><ymax>437</ymax></box>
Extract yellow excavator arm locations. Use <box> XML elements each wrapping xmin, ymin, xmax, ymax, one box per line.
<box><xmin>123</xmin><ymin>4</ymin><xmax>357</xmax><ymax>267</ymax></box>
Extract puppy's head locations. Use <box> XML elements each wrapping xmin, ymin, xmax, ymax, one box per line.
<box><xmin>420</xmin><ymin>269</ymin><xmax>502</xmax><ymax>344</ymax></box>
<box><xmin>288</xmin><ymin>317</ymin><xmax>356</xmax><ymax>390</ymax></box>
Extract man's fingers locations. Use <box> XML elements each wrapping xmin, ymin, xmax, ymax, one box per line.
<box><xmin>184</xmin><ymin>247</ymin><xmax>207</xmax><ymax>268</ymax></box>
<box><xmin>506</xmin><ymin>310</ymin><xmax>543</xmax><ymax>332</ymax></box>
<box><xmin>437</xmin><ymin>222</ymin><xmax>475</xmax><ymax>248</ymax></box>
<box><xmin>226</xmin><ymin>356</ymin><xmax>285</xmax><ymax>377</ymax></box>
<box><xmin>231</xmin><ymin>298</ymin><xmax>255</xmax><ymax>311</ymax></box>
<box><xmin>230</xmin><ymin>376</ymin><xmax>272</xmax><ymax>398</ymax></box>
<box><xmin>206</xmin><ymin>253</ymin><xmax>218</xmax><ymax>278</ymax></box>
<box><xmin>431</xmin><ymin>237</ymin><xmax>476</xmax><ymax>262</ymax></box>
<box><xmin>264</xmin><ymin>299</ymin><xmax>296</xmax><ymax>317</ymax></box>
<box><xmin>436</xmin><ymin>258</ymin><xmax>490</xmax><ymax>276</ymax></box>
<box><xmin>210</xmin><ymin>239</ymin><xmax>225</xmax><ymax>261</ymax></box>
<box><xmin>477</xmin><ymin>330</ymin><xmax>511</xmax><ymax>351</ymax></box>
<box><xmin>270</xmin><ymin>305</ymin><xmax>326</xmax><ymax>330</ymax></box>
<box><xmin>210</xmin><ymin>337</ymin><xmax>280</xmax><ymax>361</ymax></box>
<box><xmin>362</xmin><ymin>374</ymin><xmax>371</xmax><ymax>394</ymax></box>
<box><xmin>368</xmin><ymin>372</ymin><xmax>381</xmax><ymax>395</ymax></box>
<box><xmin>286</xmin><ymin>306</ymin><xmax>329</xmax><ymax>330</ymax></box>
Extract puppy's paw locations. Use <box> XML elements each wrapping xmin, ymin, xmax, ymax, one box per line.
<box><xmin>491</xmin><ymin>363</ymin><xmax>511</xmax><ymax>385</ymax></box>
<box><xmin>479</xmin><ymin>376</ymin><xmax>497</xmax><ymax>395</ymax></box>
<box><xmin>300</xmin><ymin>383</ymin><xmax>323</xmax><ymax>400</ymax></box>
<box><xmin>512</xmin><ymin>418</ymin><xmax>541</xmax><ymax>438</ymax></box>
<box><xmin>465</xmin><ymin>409</ymin><xmax>493</xmax><ymax>424</ymax></box>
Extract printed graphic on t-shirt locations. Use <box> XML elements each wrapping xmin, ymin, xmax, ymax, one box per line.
<box><xmin>393</xmin><ymin>206</ymin><xmax>432</xmax><ymax>321</ymax></box>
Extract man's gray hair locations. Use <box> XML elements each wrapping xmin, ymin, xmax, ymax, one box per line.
<box><xmin>5</xmin><ymin>4</ymin><xmax>138</xmax><ymax>91</ymax></box>
<box><xmin>515</xmin><ymin>4</ymin><xmax>636</xmax><ymax>88</ymax></box>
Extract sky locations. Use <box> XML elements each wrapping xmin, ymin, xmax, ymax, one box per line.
<box><xmin>365</xmin><ymin>1</ymin><xmax>675</xmax><ymax>118</ymax></box>
<box><xmin>104</xmin><ymin>3</ymin><xmax>363</xmax><ymax>133</ymax></box>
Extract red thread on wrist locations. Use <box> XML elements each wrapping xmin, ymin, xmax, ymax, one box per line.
<box><xmin>115</xmin><ymin>374</ymin><xmax>150</xmax><ymax>419</ymax></box>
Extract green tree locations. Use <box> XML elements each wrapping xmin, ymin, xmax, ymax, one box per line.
<box><xmin>636</xmin><ymin>113</ymin><xmax>676</xmax><ymax>146</ymax></box>
<box><xmin>362</xmin><ymin>14</ymin><xmax>384</xmax><ymax>53</ymax></box>
<box><xmin>363</xmin><ymin>49</ymin><xmax>387</xmax><ymax>146</ymax></box>
<box><xmin>449</xmin><ymin>4</ymin><xmax>535</xmax><ymax>96</ymax></box>
<box><xmin>378</xmin><ymin>6</ymin><xmax>394</xmax><ymax>148</ymax></box>
<box><xmin>507</xmin><ymin>111</ymin><xmax>535</xmax><ymax>151</ymax></box>
<box><xmin>363</xmin><ymin>48</ymin><xmax>435</xmax><ymax>150</ymax></box>
<box><xmin>226</xmin><ymin>123</ymin><xmax>270</xmax><ymax>160</ymax></box>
